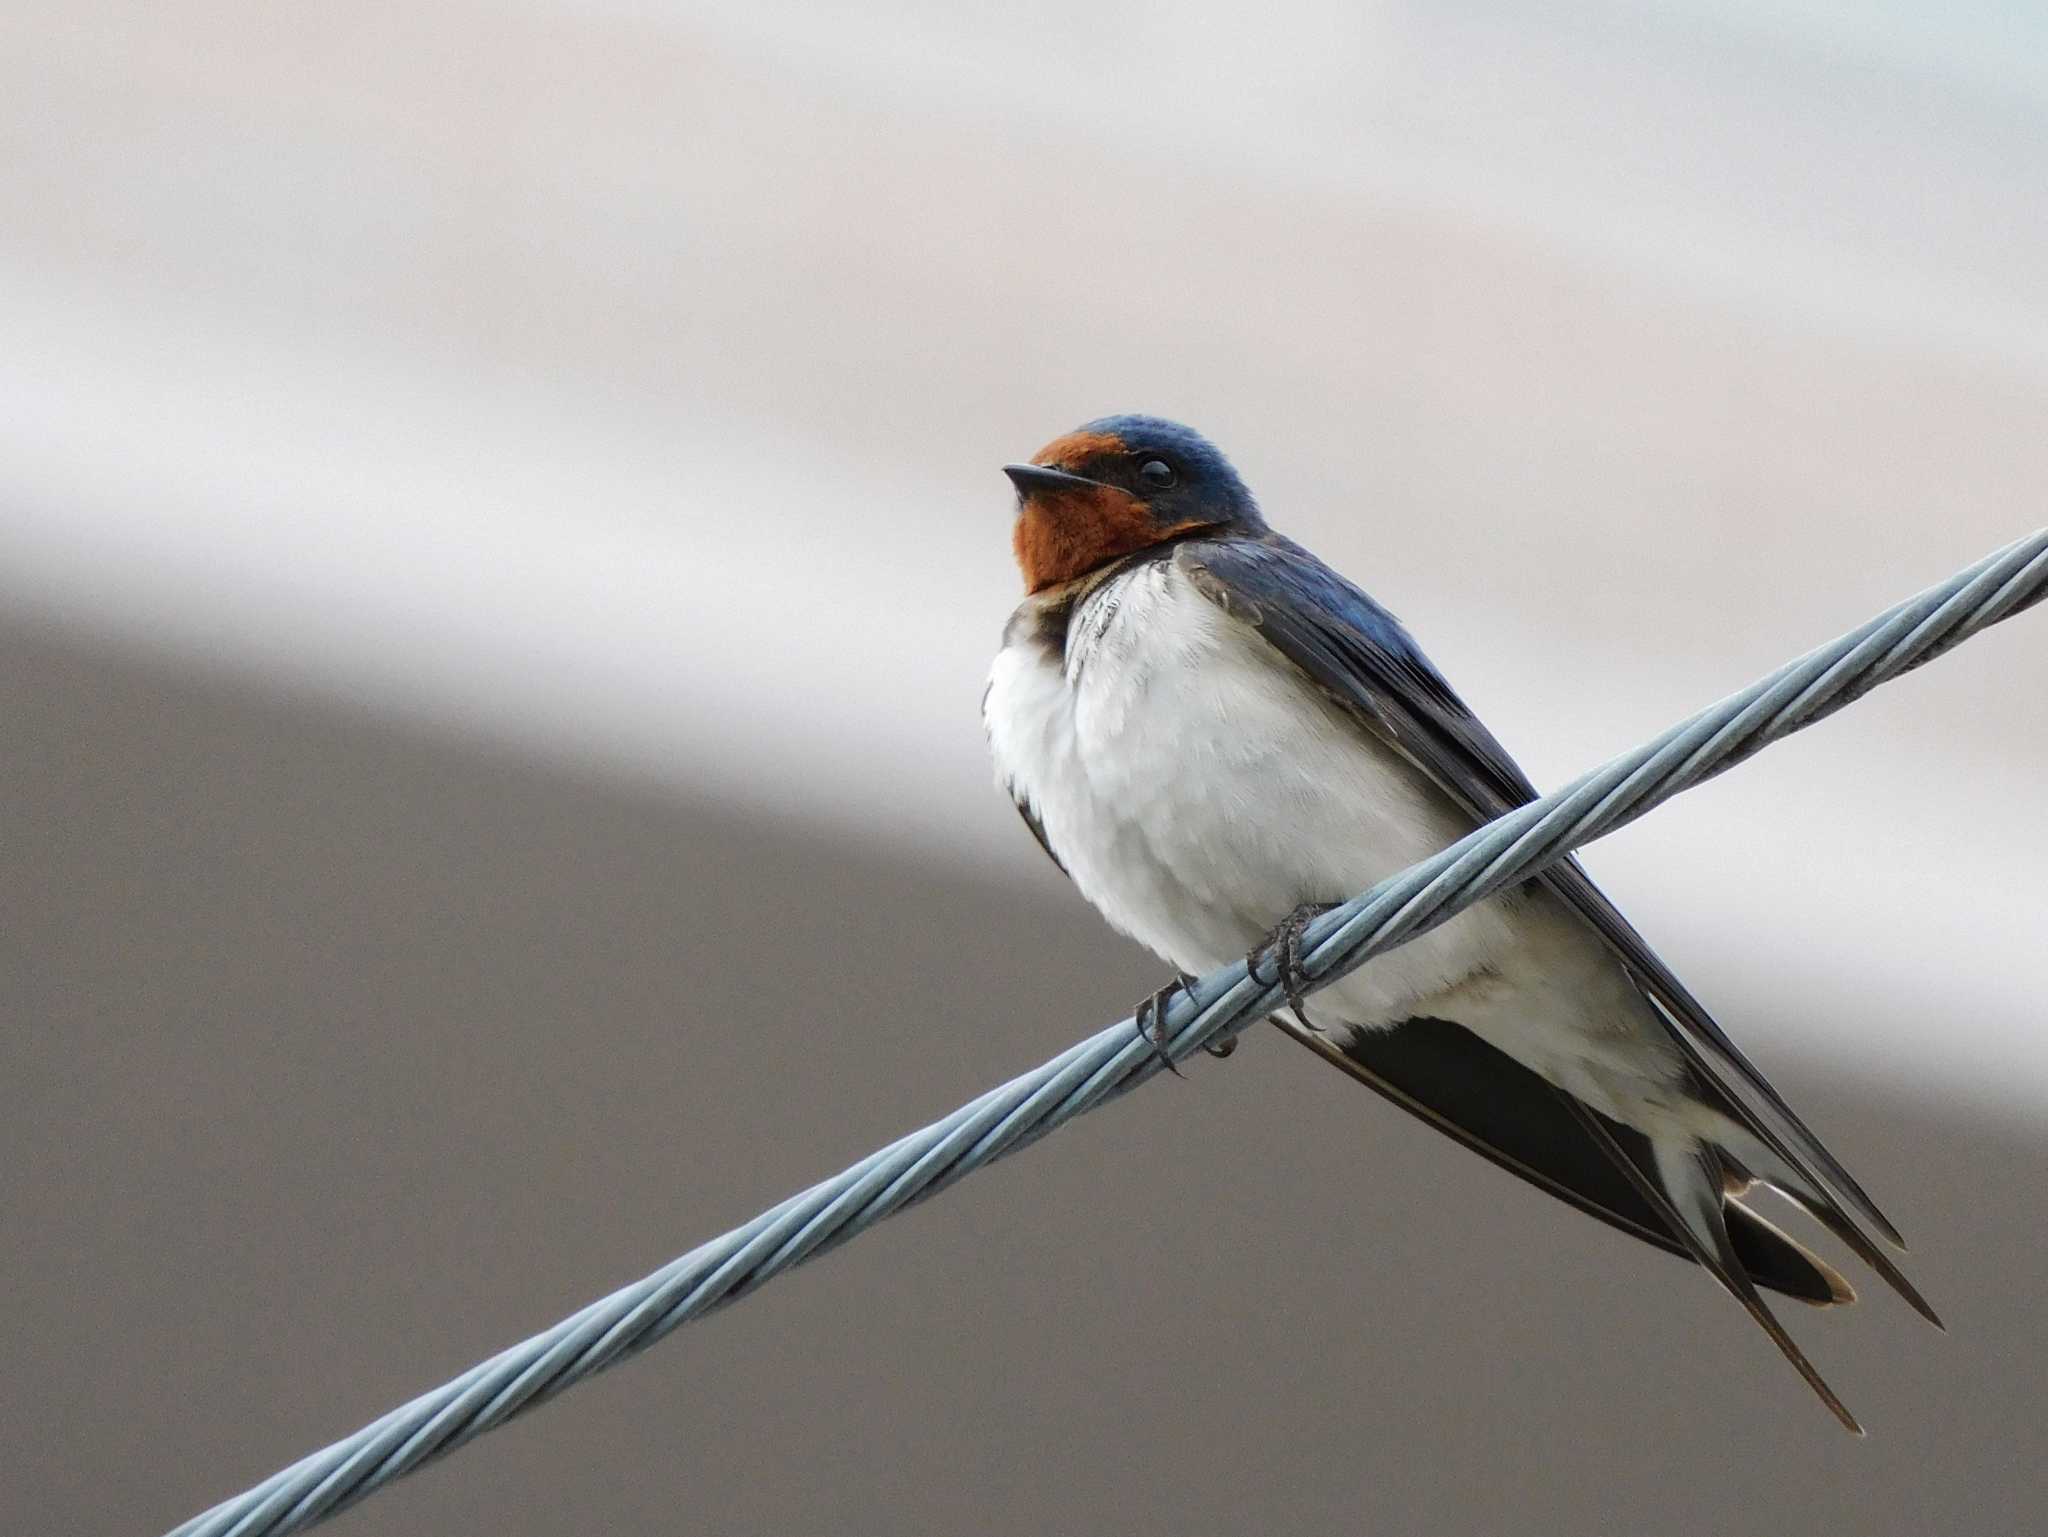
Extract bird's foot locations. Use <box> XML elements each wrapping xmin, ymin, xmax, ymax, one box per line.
<box><xmin>1248</xmin><ymin>902</ymin><xmax>1339</xmax><ymax>1032</ymax></box>
<box><xmin>1135</xmin><ymin>971</ymin><xmax>1204</xmax><ymax>1076</ymax></box>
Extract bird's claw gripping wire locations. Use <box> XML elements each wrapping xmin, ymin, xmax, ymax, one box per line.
<box><xmin>1248</xmin><ymin>902</ymin><xmax>1338</xmax><ymax>1032</ymax></box>
<box><xmin>1135</xmin><ymin>972</ymin><xmax>1212</xmax><ymax>1074</ymax></box>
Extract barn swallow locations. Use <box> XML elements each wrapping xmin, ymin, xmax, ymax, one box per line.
<box><xmin>982</xmin><ymin>414</ymin><xmax>1940</xmax><ymax>1433</ymax></box>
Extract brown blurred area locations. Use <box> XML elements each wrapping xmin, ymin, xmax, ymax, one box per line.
<box><xmin>3</xmin><ymin>3</ymin><xmax>2045</xmax><ymax>1534</ymax></box>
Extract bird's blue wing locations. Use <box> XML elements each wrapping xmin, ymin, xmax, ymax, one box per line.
<box><xmin>1177</xmin><ymin>533</ymin><xmax>1908</xmax><ymax>1260</ymax></box>
<box><xmin>1177</xmin><ymin>533</ymin><xmax>1540</xmax><ymax>808</ymax></box>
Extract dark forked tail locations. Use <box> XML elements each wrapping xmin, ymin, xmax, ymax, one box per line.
<box><xmin>1274</xmin><ymin>1012</ymin><xmax>1935</xmax><ymax>1433</ymax></box>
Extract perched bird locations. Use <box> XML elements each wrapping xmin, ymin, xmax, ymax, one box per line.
<box><xmin>981</xmin><ymin>414</ymin><xmax>1939</xmax><ymax>1433</ymax></box>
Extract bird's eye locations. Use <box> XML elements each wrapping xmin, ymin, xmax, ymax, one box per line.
<box><xmin>1138</xmin><ymin>459</ymin><xmax>1176</xmax><ymax>489</ymax></box>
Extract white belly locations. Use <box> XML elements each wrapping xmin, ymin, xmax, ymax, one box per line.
<box><xmin>983</xmin><ymin>558</ymin><xmax>1528</xmax><ymax>1029</ymax></box>
<box><xmin>984</xmin><ymin>555</ymin><xmax>1706</xmax><ymax>1131</ymax></box>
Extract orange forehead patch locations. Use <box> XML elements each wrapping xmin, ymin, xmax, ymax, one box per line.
<box><xmin>1030</xmin><ymin>429</ymin><xmax>1127</xmax><ymax>469</ymax></box>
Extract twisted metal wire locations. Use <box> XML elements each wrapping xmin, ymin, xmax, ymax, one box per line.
<box><xmin>166</xmin><ymin>530</ymin><xmax>2048</xmax><ymax>1537</ymax></box>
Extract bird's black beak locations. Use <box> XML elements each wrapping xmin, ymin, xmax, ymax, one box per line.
<box><xmin>1003</xmin><ymin>463</ymin><xmax>1102</xmax><ymax>496</ymax></box>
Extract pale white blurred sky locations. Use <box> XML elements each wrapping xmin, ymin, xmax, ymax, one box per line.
<box><xmin>2</xmin><ymin>1</ymin><xmax>2044</xmax><ymax>1107</ymax></box>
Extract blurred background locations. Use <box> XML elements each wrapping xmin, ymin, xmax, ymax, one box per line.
<box><xmin>5</xmin><ymin>2</ymin><xmax>2046</xmax><ymax>1533</ymax></box>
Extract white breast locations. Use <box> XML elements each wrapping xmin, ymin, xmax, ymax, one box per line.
<box><xmin>982</xmin><ymin>555</ymin><xmax>1525</xmax><ymax>1029</ymax></box>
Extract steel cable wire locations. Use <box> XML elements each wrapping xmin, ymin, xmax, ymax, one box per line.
<box><xmin>165</xmin><ymin>529</ymin><xmax>2048</xmax><ymax>1537</ymax></box>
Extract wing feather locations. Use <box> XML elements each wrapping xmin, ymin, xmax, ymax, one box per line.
<box><xmin>1274</xmin><ymin>1013</ymin><xmax>1852</xmax><ymax>1307</ymax></box>
<box><xmin>1176</xmin><ymin>535</ymin><xmax>1910</xmax><ymax>1264</ymax></box>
